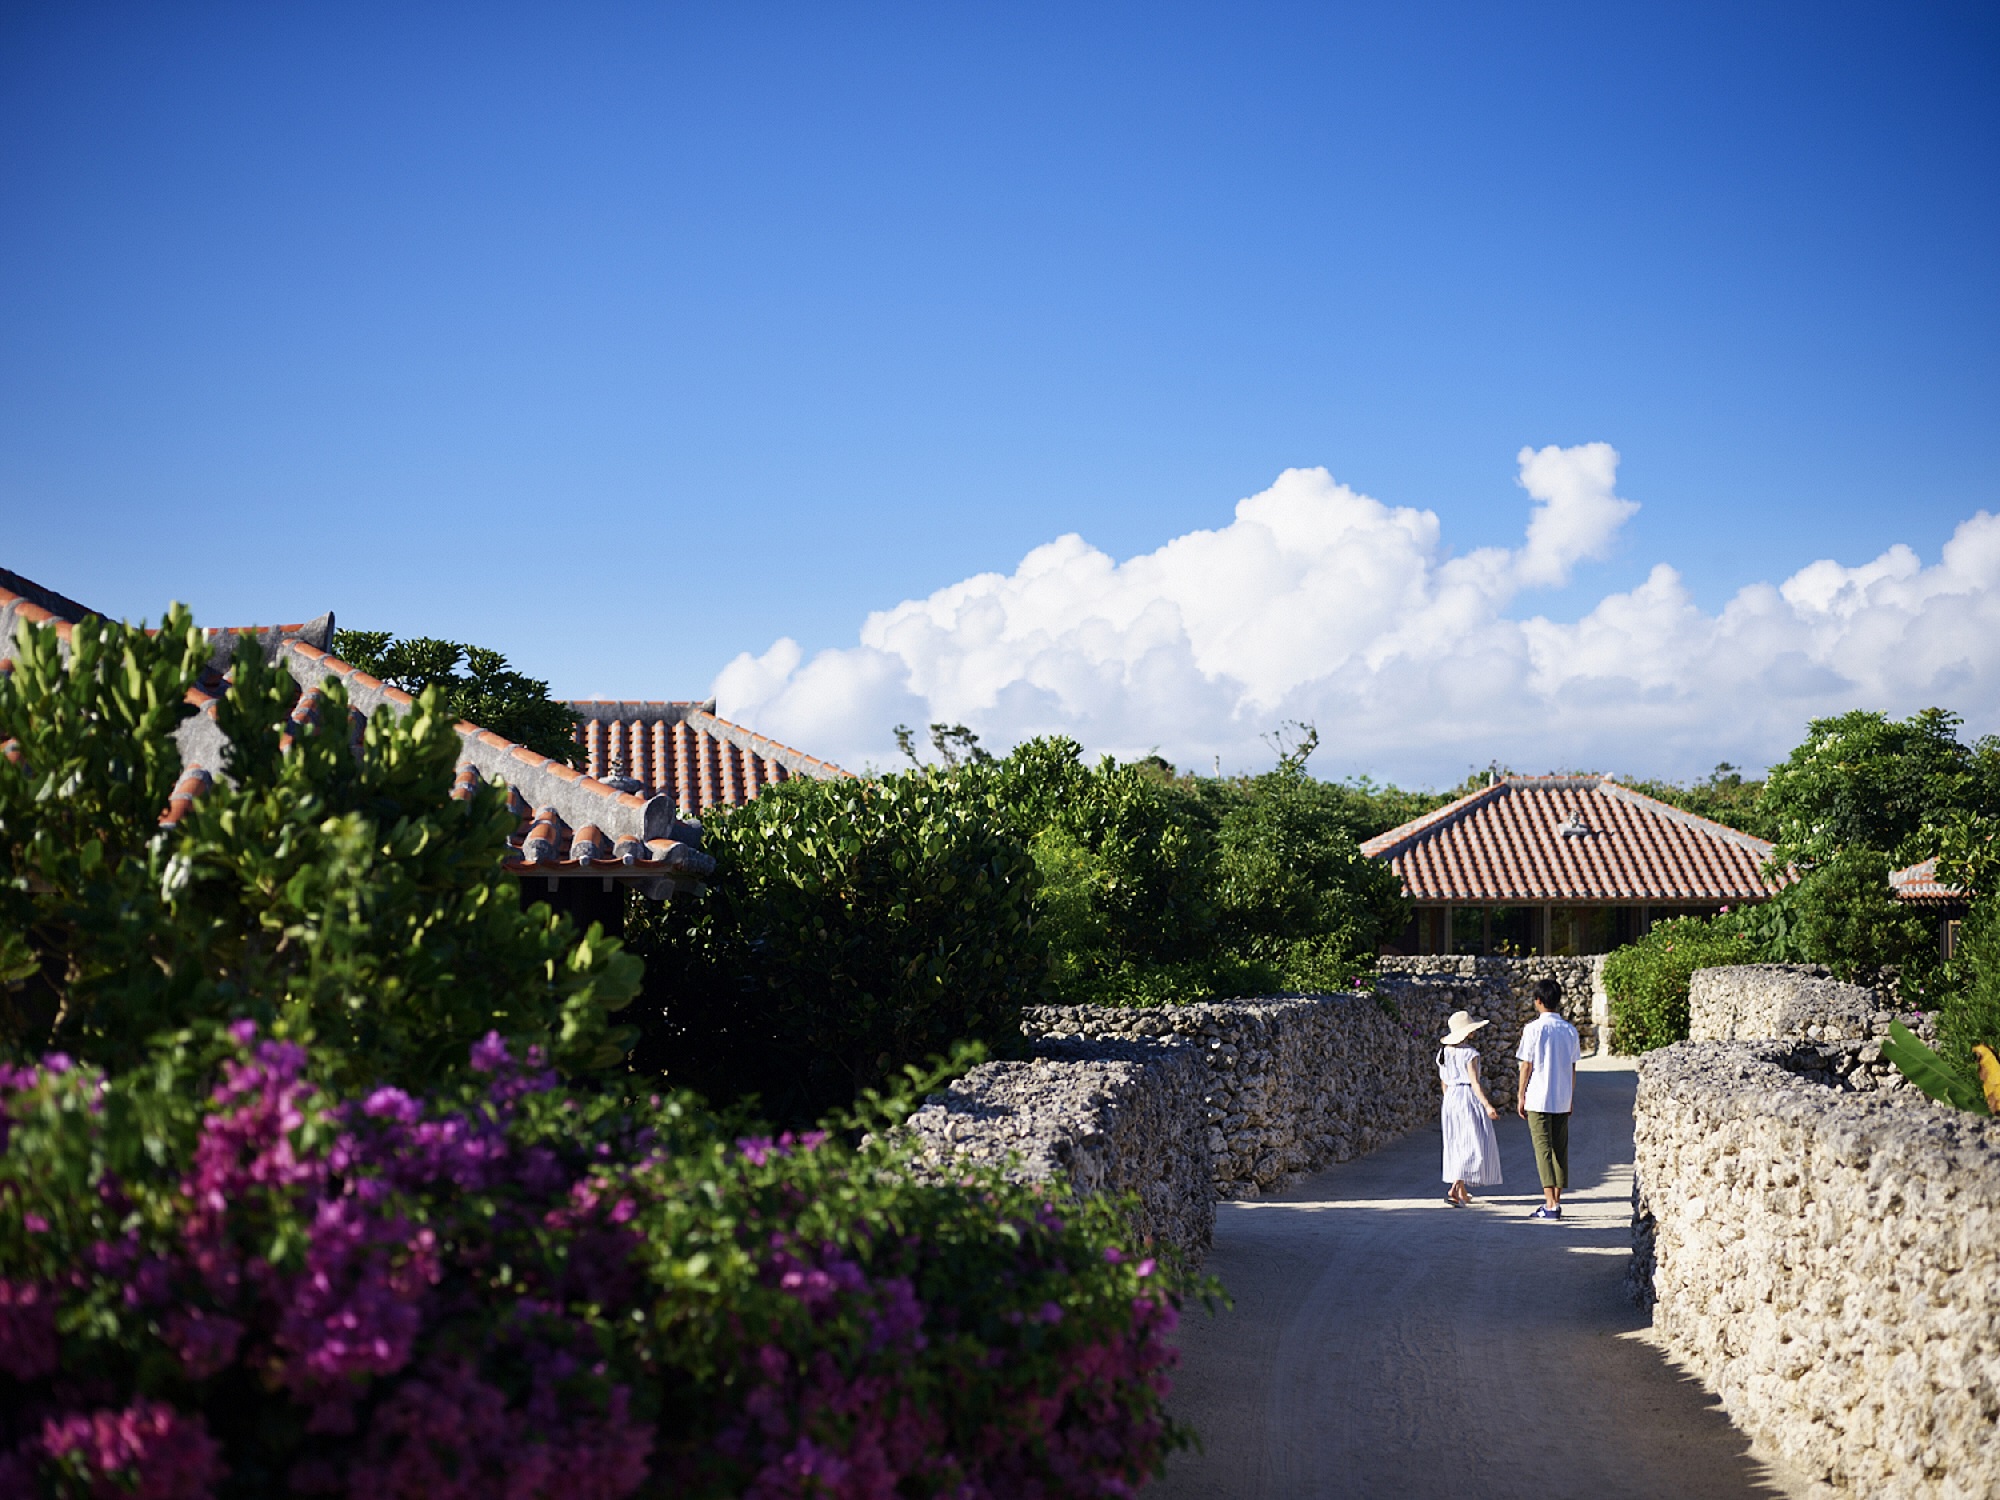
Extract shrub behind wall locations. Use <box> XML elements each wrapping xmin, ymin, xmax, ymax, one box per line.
<box><xmin>1605</xmin><ymin>917</ymin><xmax>1760</xmax><ymax>1052</ymax></box>
<box><xmin>626</xmin><ymin>770</ymin><xmax>1044</xmax><ymax>1125</ymax></box>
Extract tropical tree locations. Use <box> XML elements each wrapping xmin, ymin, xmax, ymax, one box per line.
<box><xmin>333</xmin><ymin>629</ymin><xmax>581</xmax><ymax>763</ymax></box>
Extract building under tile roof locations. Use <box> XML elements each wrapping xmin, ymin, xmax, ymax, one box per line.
<box><xmin>1889</xmin><ymin>858</ymin><xmax>1968</xmax><ymax>907</ymax></box>
<box><xmin>566</xmin><ymin>700</ymin><xmax>851</xmax><ymax>816</ymax></box>
<box><xmin>1361</xmin><ymin>775</ymin><xmax>1785</xmax><ymax>955</ymax></box>
<box><xmin>0</xmin><ymin>575</ymin><xmax>727</xmax><ymax>902</ymax></box>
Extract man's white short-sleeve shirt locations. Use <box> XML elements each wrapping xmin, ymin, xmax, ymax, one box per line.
<box><xmin>1516</xmin><ymin>1013</ymin><xmax>1581</xmax><ymax>1114</ymax></box>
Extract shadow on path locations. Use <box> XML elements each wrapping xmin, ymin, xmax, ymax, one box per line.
<box><xmin>1152</xmin><ymin>1065</ymin><xmax>1801</xmax><ymax>1500</ymax></box>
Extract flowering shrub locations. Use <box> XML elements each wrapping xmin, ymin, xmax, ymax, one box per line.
<box><xmin>0</xmin><ymin>1028</ymin><xmax>1193</xmax><ymax>1498</ymax></box>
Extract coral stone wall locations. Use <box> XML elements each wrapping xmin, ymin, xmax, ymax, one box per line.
<box><xmin>1688</xmin><ymin>964</ymin><xmax>1939</xmax><ymax>1095</ymax></box>
<box><xmin>1022</xmin><ymin>989</ymin><xmax>1461</xmax><ymax>1198</ymax></box>
<box><xmin>910</xmin><ymin>986</ymin><xmax>1472</xmax><ymax>1265</ymax></box>
<box><xmin>1377</xmin><ymin>954</ymin><xmax>1609</xmax><ymax>1068</ymax></box>
<box><xmin>904</xmin><ymin>1036</ymin><xmax>1214</xmax><ymax>1256</ymax></box>
<box><xmin>1631</xmin><ymin>1040</ymin><xmax>2000</xmax><ymax>1499</ymax></box>
<box><xmin>1692</xmin><ymin>963</ymin><xmax>1900</xmax><ymax>1043</ymax></box>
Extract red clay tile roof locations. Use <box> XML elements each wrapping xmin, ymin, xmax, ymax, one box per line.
<box><xmin>1889</xmin><ymin>858</ymin><xmax>1967</xmax><ymax>906</ymax></box>
<box><xmin>281</xmin><ymin>644</ymin><xmax>712</xmax><ymax>891</ymax></box>
<box><xmin>1</xmin><ymin>576</ymin><xmax>714</xmax><ymax>893</ymax></box>
<box><xmin>567</xmin><ymin>700</ymin><xmax>851</xmax><ymax>814</ymax></box>
<box><xmin>1360</xmin><ymin>775</ymin><xmax>1784</xmax><ymax>905</ymax></box>
<box><xmin>0</xmin><ymin>577</ymin><xmax>89</xmax><ymax>661</ymax></box>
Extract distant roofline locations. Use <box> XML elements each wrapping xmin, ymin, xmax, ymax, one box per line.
<box><xmin>1360</xmin><ymin>773</ymin><xmax>1775</xmax><ymax>864</ymax></box>
<box><xmin>1889</xmin><ymin>857</ymin><xmax>1967</xmax><ymax>904</ymax></box>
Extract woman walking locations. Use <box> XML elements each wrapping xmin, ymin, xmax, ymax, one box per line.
<box><xmin>1438</xmin><ymin>1009</ymin><xmax>1502</xmax><ymax>1206</ymax></box>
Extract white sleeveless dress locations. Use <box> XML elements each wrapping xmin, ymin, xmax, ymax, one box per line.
<box><xmin>1439</xmin><ymin>1046</ymin><xmax>1503</xmax><ymax>1185</ymax></box>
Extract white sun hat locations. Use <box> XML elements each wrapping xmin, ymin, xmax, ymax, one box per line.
<box><xmin>1439</xmin><ymin>1010</ymin><xmax>1491</xmax><ymax>1046</ymax></box>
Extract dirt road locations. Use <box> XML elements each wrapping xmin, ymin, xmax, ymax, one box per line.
<box><xmin>1151</xmin><ymin>1058</ymin><xmax>1809</xmax><ymax>1500</ymax></box>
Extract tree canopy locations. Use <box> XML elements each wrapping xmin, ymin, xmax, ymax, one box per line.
<box><xmin>1761</xmin><ymin>708</ymin><xmax>2000</xmax><ymax>872</ymax></box>
<box><xmin>333</xmin><ymin>629</ymin><xmax>582</xmax><ymax>764</ymax></box>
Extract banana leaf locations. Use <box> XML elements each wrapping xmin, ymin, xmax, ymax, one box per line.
<box><xmin>1882</xmin><ymin>1021</ymin><xmax>1991</xmax><ymax>1115</ymax></box>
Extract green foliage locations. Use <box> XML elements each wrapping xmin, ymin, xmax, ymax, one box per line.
<box><xmin>1881</xmin><ymin>1019</ymin><xmax>1990</xmax><ymax>1115</ymax></box>
<box><xmin>1933</xmin><ymin>813</ymin><xmax>2000</xmax><ymax>901</ymax></box>
<box><xmin>1211</xmin><ymin>734</ymin><xmax>1409</xmax><ymax>992</ymax></box>
<box><xmin>1624</xmin><ymin>762</ymin><xmax>1775</xmax><ymax>839</ymax></box>
<box><xmin>0</xmin><ymin>611</ymin><xmax>641</xmax><ymax>1087</ymax></box>
<box><xmin>631</xmin><ymin>729</ymin><xmax>1424</xmax><ymax>1113</ymax></box>
<box><xmin>333</xmin><ymin>628</ymin><xmax>582</xmax><ymax>764</ymax></box>
<box><xmin>1936</xmin><ymin>892</ymin><xmax>2000</xmax><ymax>1069</ymax></box>
<box><xmin>1603</xmin><ymin>915</ymin><xmax>1761</xmax><ymax>1052</ymax></box>
<box><xmin>1602</xmin><ymin>711</ymin><xmax>2000</xmax><ymax>1040</ymax></box>
<box><xmin>1310</xmin><ymin>774</ymin><xmax>1456</xmax><ymax>841</ymax></box>
<box><xmin>892</xmin><ymin>720</ymin><xmax>995</xmax><ymax>769</ymax></box>
<box><xmin>981</xmin><ymin>732</ymin><xmax>1408</xmax><ymax>1005</ymax></box>
<box><xmin>1761</xmin><ymin>707</ymin><xmax>2000</xmax><ymax>872</ymax></box>
<box><xmin>977</xmin><ymin>738</ymin><xmax>1238</xmax><ymax>1006</ymax></box>
<box><xmin>1735</xmin><ymin>848</ymin><xmax>1937</xmax><ymax>987</ymax></box>
<box><xmin>626</xmin><ymin>769</ymin><xmax>1042</xmax><ymax>1123</ymax></box>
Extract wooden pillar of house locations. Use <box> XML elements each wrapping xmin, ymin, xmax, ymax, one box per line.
<box><xmin>1441</xmin><ymin>904</ymin><xmax>1453</xmax><ymax>955</ymax></box>
<box><xmin>1481</xmin><ymin>908</ymin><xmax>1492</xmax><ymax>956</ymax></box>
<box><xmin>1542</xmin><ymin>903</ymin><xmax>1553</xmax><ymax>956</ymax></box>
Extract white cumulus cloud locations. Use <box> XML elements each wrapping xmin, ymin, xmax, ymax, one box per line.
<box><xmin>714</xmin><ymin>444</ymin><xmax>2000</xmax><ymax>784</ymax></box>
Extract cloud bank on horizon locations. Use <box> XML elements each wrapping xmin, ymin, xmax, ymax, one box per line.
<box><xmin>715</xmin><ymin>444</ymin><xmax>2000</xmax><ymax>785</ymax></box>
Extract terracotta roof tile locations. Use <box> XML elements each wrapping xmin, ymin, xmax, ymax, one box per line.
<box><xmin>1361</xmin><ymin>775</ymin><xmax>1783</xmax><ymax>904</ymax></box>
<box><xmin>162</xmin><ymin>767</ymin><xmax>213</xmax><ymax>828</ymax></box>
<box><xmin>1889</xmin><ymin>858</ymin><xmax>1966</xmax><ymax>905</ymax></box>
<box><xmin>565</xmin><ymin>699</ymin><xmax>852</xmax><ymax>814</ymax></box>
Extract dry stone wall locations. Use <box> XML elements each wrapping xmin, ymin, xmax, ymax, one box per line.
<box><xmin>1022</xmin><ymin>989</ymin><xmax>1462</xmax><ymax>1197</ymax></box>
<box><xmin>1377</xmin><ymin>954</ymin><xmax>1608</xmax><ymax>1073</ymax></box>
<box><xmin>908</xmin><ymin>985</ymin><xmax>1472</xmax><ymax>1264</ymax></box>
<box><xmin>904</xmin><ymin>1037</ymin><xmax>1213</xmax><ymax>1256</ymax></box>
<box><xmin>1689</xmin><ymin>964</ymin><xmax>1939</xmax><ymax>1096</ymax></box>
<box><xmin>1631</xmin><ymin>1040</ymin><xmax>1999</xmax><ymax>1499</ymax></box>
<box><xmin>1693</xmin><ymin>963</ymin><xmax>1903</xmax><ymax>1043</ymax></box>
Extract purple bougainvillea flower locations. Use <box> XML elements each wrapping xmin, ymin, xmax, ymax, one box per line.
<box><xmin>468</xmin><ymin>1031</ymin><xmax>511</xmax><ymax>1073</ymax></box>
<box><xmin>39</xmin><ymin>1400</ymin><xmax>224</xmax><ymax>1500</ymax></box>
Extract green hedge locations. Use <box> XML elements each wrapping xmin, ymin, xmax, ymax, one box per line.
<box><xmin>1603</xmin><ymin>916</ymin><xmax>1760</xmax><ymax>1052</ymax></box>
<box><xmin>0</xmin><ymin>609</ymin><xmax>639</xmax><ymax>1090</ymax></box>
<box><xmin>626</xmin><ymin>769</ymin><xmax>1043</xmax><ymax>1124</ymax></box>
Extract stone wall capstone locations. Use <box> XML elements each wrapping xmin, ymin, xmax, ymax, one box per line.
<box><xmin>1631</xmin><ymin>1040</ymin><xmax>2000</xmax><ymax>1499</ymax></box>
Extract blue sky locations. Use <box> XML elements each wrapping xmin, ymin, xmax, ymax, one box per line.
<box><xmin>3</xmin><ymin>3</ymin><xmax>1997</xmax><ymax>781</ymax></box>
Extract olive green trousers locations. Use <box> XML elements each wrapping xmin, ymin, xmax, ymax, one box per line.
<box><xmin>1526</xmin><ymin>1110</ymin><xmax>1570</xmax><ymax>1190</ymax></box>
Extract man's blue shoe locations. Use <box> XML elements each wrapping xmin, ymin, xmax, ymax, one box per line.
<box><xmin>1529</xmin><ymin>1205</ymin><xmax>1561</xmax><ymax>1221</ymax></box>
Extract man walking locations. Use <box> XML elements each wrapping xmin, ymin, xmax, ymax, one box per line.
<box><xmin>1516</xmin><ymin>978</ymin><xmax>1581</xmax><ymax>1221</ymax></box>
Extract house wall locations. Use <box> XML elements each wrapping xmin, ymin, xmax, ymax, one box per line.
<box><xmin>1393</xmin><ymin>904</ymin><xmax>1720</xmax><ymax>958</ymax></box>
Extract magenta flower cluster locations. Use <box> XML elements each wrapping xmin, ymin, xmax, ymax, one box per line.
<box><xmin>0</xmin><ymin>1028</ymin><xmax>1190</xmax><ymax>1499</ymax></box>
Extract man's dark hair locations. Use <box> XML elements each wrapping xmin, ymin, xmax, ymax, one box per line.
<box><xmin>1532</xmin><ymin>978</ymin><xmax>1564</xmax><ymax>1012</ymax></box>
